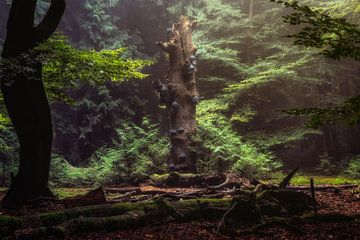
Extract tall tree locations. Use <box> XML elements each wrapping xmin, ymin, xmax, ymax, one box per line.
<box><xmin>1</xmin><ymin>0</ymin><xmax>65</xmax><ymax>206</ymax></box>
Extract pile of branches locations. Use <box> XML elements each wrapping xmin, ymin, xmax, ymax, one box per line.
<box><xmin>1</xmin><ymin>169</ymin><xmax>359</xmax><ymax>239</ymax></box>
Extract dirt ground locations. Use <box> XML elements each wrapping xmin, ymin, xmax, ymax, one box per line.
<box><xmin>1</xmin><ymin>186</ymin><xmax>359</xmax><ymax>240</ymax></box>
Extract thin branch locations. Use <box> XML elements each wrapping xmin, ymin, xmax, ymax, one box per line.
<box><xmin>34</xmin><ymin>0</ymin><xmax>66</xmax><ymax>43</ymax></box>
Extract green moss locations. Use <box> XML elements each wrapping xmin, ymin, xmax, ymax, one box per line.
<box><xmin>287</xmin><ymin>175</ymin><xmax>358</xmax><ymax>186</ymax></box>
<box><xmin>150</xmin><ymin>173</ymin><xmax>170</xmax><ymax>183</ymax></box>
<box><xmin>38</xmin><ymin>212</ymin><xmax>66</xmax><ymax>226</ymax></box>
<box><xmin>0</xmin><ymin>215</ymin><xmax>23</xmax><ymax>236</ymax></box>
<box><xmin>263</xmin><ymin>174</ymin><xmax>359</xmax><ymax>186</ymax></box>
<box><xmin>150</xmin><ymin>173</ymin><xmax>200</xmax><ymax>182</ymax></box>
<box><xmin>53</xmin><ymin>188</ymin><xmax>90</xmax><ymax>199</ymax></box>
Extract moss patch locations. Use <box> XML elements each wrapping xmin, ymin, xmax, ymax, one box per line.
<box><xmin>0</xmin><ymin>215</ymin><xmax>24</xmax><ymax>236</ymax></box>
<box><xmin>53</xmin><ymin>188</ymin><xmax>91</xmax><ymax>199</ymax></box>
<box><xmin>264</xmin><ymin>174</ymin><xmax>359</xmax><ymax>186</ymax></box>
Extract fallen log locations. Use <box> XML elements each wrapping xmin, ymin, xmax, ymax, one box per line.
<box><xmin>2</xmin><ymin>189</ymin><xmax>317</xmax><ymax>239</ymax></box>
<box><xmin>10</xmin><ymin>199</ymin><xmax>232</xmax><ymax>239</ymax></box>
<box><xmin>150</xmin><ymin>172</ymin><xmax>225</xmax><ymax>188</ymax></box>
<box><xmin>63</xmin><ymin>186</ymin><xmax>107</xmax><ymax>208</ymax></box>
<box><xmin>105</xmin><ymin>187</ymin><xmax>141</xmax><ymax>194</ymax></box>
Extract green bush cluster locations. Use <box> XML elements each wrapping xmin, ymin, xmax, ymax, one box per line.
<box><xmin>50</xmin><ymin>118</ymin><xmax>168</xmax><ymax>186</ymax></box>
<box><xmin>345</xmin><ymin>155</ymin><xmax>360</xmax><ymax>178</ymax></box>
<box><xmin>195</xmin><ymin>99</ymin><xmax>282</xmax><ymax>178</ymax></box>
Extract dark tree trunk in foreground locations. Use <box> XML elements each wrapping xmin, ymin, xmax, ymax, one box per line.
<box><xmin>156</xmin><ymin>16</ymin><xmax>199</xmax><ymax>172</ymax></box>
<box><xmin>1</xmin><ymin>0</ymin><xmax>65</xmax><ymax>206</ymax></box>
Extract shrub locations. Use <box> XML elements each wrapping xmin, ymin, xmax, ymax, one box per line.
<box><xmin>345</xmin><ymin>155</ymin><xmax>360</xmax><ymax>178</ymax></box>
<box><xmin>195</xmin><ymin>99</ymin><xmax>282</xmax><ymax>178</ymax></box>
<box><xmin>50</xmin><ymin>117</ymin><xmax>168</xmax><ymax>186</ymax></box>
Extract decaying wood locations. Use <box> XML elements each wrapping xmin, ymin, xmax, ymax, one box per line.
<box><xmin>105</xmin><ymin>187</ymin><xmax>141</xmax><ymax>194</ymax></box>
<box><xmin>207</xmin><ymin>173</ymin><xmax>244</xmax><ymax>190</ymax></box>
<box><xmin>62</xmin><ymin>173</ymin><xmax>359</xmax><ymax>205</ymax></box>
<box><xmin>156</xmin><ymin>16</ymin><xmax>199</xmax><ymax>172</ymax></box>
<box><xmin>217</xmin><ymin>201</ymin><xmax>237</xmax><ymax>234</ymax></box>
<box><xmin>64</xmin><ymin>186</ymin><xmax>106</xmax><ymax>208</ymax></box>
<box><xmin>279</xmin><ymin>167</ymin><xmax>299</xmax><ymax>189</ymax></box>
<box><xmin>310</xmin><ymin>179</ymin><xmax>318</xmax><ymax>216</ymax></box>
<box><xmin>4</xmin><ymin>189</ymin><xmax>321</xmax><ymax>239</ymax></box>
<box><xmin>10</xmin><ymin>199</ymin><xmax>232</xmax><ymax>239</ymax></box>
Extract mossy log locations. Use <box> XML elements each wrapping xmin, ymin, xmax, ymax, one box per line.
<box><xmin>64</xmin><ymin>186</ymin><xmax>106</xmax><ymax>208</ymax></box>
<box><xmin>3</xmin><ymin>199</ymin><xmax>231</xmax><ymax>239</ymax></box>
<box><xmin>2</xmin><ymin>189</ymin><xmax>354</xmax><ymax>239</ymax></box>
<box><xmin>150</xmin><ymin>172</ymin><xmax>243</xmax><ymax>188</ymax></box>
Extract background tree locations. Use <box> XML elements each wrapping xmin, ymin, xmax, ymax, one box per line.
<box><xmin>277</xmin><ymin>0</ymin><xmax>360</xmax><ymax>127</ymax></box>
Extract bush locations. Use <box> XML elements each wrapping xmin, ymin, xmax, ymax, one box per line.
<box><xmin>195</xmin><ymin>99</ymin><xmax>282</xmax><ymax>178</ymax></box>
<box><xmin>318</xmin><ymin>154</ymin><xmax>337</xmax><ymax>175</ymax></box>
<box><xmin>50</xmin><ymin>118</ymin><xmax>168</xmax><ymax>186</ymax></box>
<box><xmin>345</xmin><ymin>155</ymin><xmax>360</xmax><ymax>178</ymax></box>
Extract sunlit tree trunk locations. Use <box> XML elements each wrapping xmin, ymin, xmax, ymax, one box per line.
<box><xmin>156</xmin><ymin>16</ymin><xmax>199</xmax><ymax>172</ymax></box>
<box><xmin>1</xmin><ymin>0</ymin><xmax>65</xmax><ymax>206</ymax></box>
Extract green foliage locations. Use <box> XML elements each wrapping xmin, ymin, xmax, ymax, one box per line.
<box><xmin>0</xmin><ymin>33</ymin><xmax>151</xmax><ymax>102</ymax></box>
<box><xmin>246</xmin><ymin>128</ymin><xmax>321</xmax><ymax>149</ymax></box>
<box><xmin>0</xmin><ymin>215</ymin><xmax>23</xmax><ymax>237</ymax></box>
<box><xmin>276</xmin><ymin>0</ymin><xmax>360</xmax><ymax>127</ymax></box>
<box><xmin>279</xmin><ymin>175</ymin><xmax>359</xmax><ymax>186</ymax></box>
<box><xmin>195</xmin><ymin>99</ymin><xmax>282</xmax><ymax>178</ymax></box>
<box><xmin>50</xmin><ymin>118</ymin><xmax>168</xmax><ymax>186</ymax></box>
<box><xmin>345</xmin><ymin>155</ymin><xmax>360</xmax><ymax>178</ymax></box>
<box><xmin>0</xmin><ymin>114</ymin><xmax>12</xmax><ymax>151</ymax></box>
<box><xmin>286</xmin><ymin>95</ymin><xmax>360</xmax><ymax>127</ymax></box>
<box><xmin>279</xmin><ymin>0</ymin><xmax>360</xmax><ymax>60</ymax></box>
<box><xmin>51</xmin><ymin>79</ymin><xmax>149</xmax><ymax>162</ymax></box>
<box><xmin>82</xmin><ymin>0</ymin><xmax>122</xmax><ymax>49</ymax></box>
<box><xmin>318</xmin><ymin>153</ymin><xmax>337</xmax><ymax>175</ymax></box>
<box><xmin>0</xmin><ymin>33</ymin><xmax>152</xmax><ymax>182</ymax></box>
<box><xmin>36</xmin><ymin>33</ymin><xmax>152</xmax><ymax>101</ymax></box>
<box><xmin>188</xmin><ymin>0</ymin><xmax>350</xmax><ymax>164</ymax></box>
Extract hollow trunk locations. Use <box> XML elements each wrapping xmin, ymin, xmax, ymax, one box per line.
<box><xmin>1</xmin><ymin>0</ymin><xmax>65</xmax><ymax>206</ymax></box>
<box><xmin>156</xmin><ymin>16</ymin><xmax>199</xmax><ymax>172</ymax></box>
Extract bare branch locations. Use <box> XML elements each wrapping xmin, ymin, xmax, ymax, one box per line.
<box><xmin>34</xmin><ymin>0</ymin><xmax>66</xmax><ymax>43</ymax></box>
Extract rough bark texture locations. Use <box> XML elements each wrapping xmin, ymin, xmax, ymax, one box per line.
<box><xmin>156</xmin><ymin>16</ymin><xmax>199</xmax><ymax>172</ymax></box>
<box><xmin>1</xmin><ymin>0</ymin><xmax>65</xmax><ymax>207</ymax></box>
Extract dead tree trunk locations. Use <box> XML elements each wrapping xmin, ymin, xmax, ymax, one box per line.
<box><xmin>156</xmin><ymin>16</ymin><xmax>199</xmax><ymax>172</ymax></box>
<box><xmin>249</xmin><ymin>0</ymin><xmax>254</xmax><ymax>18</ymax></box>
<box><xmin>1</xmin><ymin>0</ymin><xmax>65</xmax><ymax>207</ymax></box>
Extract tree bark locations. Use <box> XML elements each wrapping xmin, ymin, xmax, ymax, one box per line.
<box><xmin>249</xmin><ymin>0</ymin><xmax>254</xmax><ymax>19</ymax></box>
<box><xmin>156</xmin><ymin>16</ymin><xmax>199</xmax><ymax>172</ymax></box>
<box><xmin>1</xmin><ymin>0</ymin><xmax>65</xmax><ymax>206</ymax></box>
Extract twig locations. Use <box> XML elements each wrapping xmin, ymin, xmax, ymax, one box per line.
<box><xmin>207</xmin><ymin>175</ymin><xmax>230</xmax><ymax>190</ymax></box>
<box><xmin>310</xmin><ymin>179</ymin><xmax>317</xmax><ymax>217</ymax></box>
<box><xmin>216</xmin><ymin>201</ymin><xmax>238</xmax><ymax>235</ymax></box>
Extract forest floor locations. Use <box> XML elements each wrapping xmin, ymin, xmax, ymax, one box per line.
<box><xmin>0</xmin><ymin>176</ymin><xmax>359</xmax><ymax>240</ymax></box>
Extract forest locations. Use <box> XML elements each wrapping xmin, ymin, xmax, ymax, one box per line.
<box><xmin>0</xmin><ymin>0</ymin><xmax>359</xmax><ymax>239</ymax></box>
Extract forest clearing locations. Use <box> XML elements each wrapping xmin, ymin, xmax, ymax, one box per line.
<box><xmin>0</xmin><ymin>0</ymin><xmax>359</xmax><ymax>239</ymax></box>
